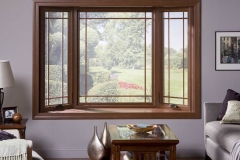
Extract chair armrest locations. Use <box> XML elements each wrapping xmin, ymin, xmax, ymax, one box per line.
<box><xmin>204</xmin><ymin>102</ymin><xmax>222</xmax><ymax>124</ymax></box>
<box><xmin>4</xmin><ymin>130</ymin><xmax>32</xmax><ymax>160</ymax></box>
<box><xmin>26</xmin><ymin>140</ymin><xmax>32</xmax><ymax>160</ymax></box>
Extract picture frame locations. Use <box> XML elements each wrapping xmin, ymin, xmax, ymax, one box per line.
<box><xmin>215</xmin><ymin>31</ymin><xmax>240</xmax><ymax>70</ymax></box>
<box><xmin>1</xmin><ymin>106</ymin><xmax>18</xmax><ymax>123</ymax></box>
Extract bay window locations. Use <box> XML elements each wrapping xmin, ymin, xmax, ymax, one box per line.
<box><xmin>33</xmin><ymin>0</ymin><xmax>201</xmax><ymax>119</ymax></box>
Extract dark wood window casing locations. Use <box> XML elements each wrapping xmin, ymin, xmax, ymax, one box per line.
<box><xmin>33</xmin><ymin>0</ymin><xmax>201</xmax><ymax>119</ymax></box>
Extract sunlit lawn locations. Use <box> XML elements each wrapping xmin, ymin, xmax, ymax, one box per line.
<box><xmin>89</xmin><ymin>67</ymin><xmax>187</xmax><ymax>99</ymax></box>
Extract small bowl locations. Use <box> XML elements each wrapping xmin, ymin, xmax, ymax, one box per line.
<box><xmin>127</xmin><ymin>124</ymin><xmax>158</xmax><ymax>133</ymax></box>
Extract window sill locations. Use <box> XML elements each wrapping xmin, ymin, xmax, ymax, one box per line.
<box><xmin>33</xmin><ymin>107</ymin><xmax>201</xmax><ymax>120</ymax></box>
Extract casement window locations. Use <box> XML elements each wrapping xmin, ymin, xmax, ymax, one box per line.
<box><xmin>33</xmin><ymin>0</ymin><xmax>201</xmax><ymax>119</ymax></box>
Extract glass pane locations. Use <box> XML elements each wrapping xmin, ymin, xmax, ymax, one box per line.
<box><xmin>146</xmin><ymin>12</ymin><xmax>152</xmax><ymax>18</ymax></box>
<box><xmin>164</xmin><ymin>12</ymin><xmax>168</xmax><ymax>18</ymax></box>
<box><xmin>146</xmin><ymin>97</ymin><xmax>152</xmax><ymax>102</ymax></box>
<box><xmin>79</xmin><ymin>20</ymin><xmax>86</xmax><ymax>96</ymax></box>
<box><xmin>184</xmin><ymin>20</ymin><xmax>188</xmax><ymax>48</ymax></box>
<box><xmin>79</xmin><ymin>12</ymin><xmax>152</xmax><ymax>103</ymax></box>
<box><xmin>80</xmin><ymin>12</ymin><xmax>86</xmax><ymax>18</ymax></box>
<box><xmin>164</xmin><ymin>14</ymin><xmax>188</xmax><ymax>102</ymax></box>
<box><xmin>164</xmin><ymin>97</ymin><xmax>186</xmax><ymax>105</ymax></box>
<box><xmin>118</xmin><ymin>97</ymin><xmax>145</xmax><ymax>103</ymax></box>
<box><xmin>169</xmin><ymin>70</ymin><xmax>184</xmax><ymax>98</ymax></box>
<box><xmin>87</xmin><ymin>96</ymin><xmax>119</xmax><ymax>103</ymax></box>
<box><xmin>48</xmin><ymin>12</ymin><xmax>63</xmax><ymax>18</ymax></box>
<box><xmin>63</xmin><ymin>19</ymin><xmax>68</xmax><ymax>97</ymax></box>
<box><xmin>164</xmin><ymin>19</ymin><xmax>169</xmax><ymax>97</ymax></box>
<box><xmin>85</xmin><ymin>97</ymin><xmax>151</xmax><ymax>103</ymax></box>
<box><xmin>63</xmin><ymin>12</ymin><xmax>68</xmax><ymax>18</ymax></box>
<box><xmin>49</xmin><ymin>98</ymin><xmax>62</xmax><ymax>105</ymax></box>
<box><xmin>169</xmin><ymin>98</ymin><xmax>183</xmax><ymax>105</ymax></box>
<box><xmin>45</xmin><ymin>12</ymin><xmax>49</xmax><ymax>18</ymax></box>
<box><xmin>164</xmin><ymin>97</ymin><xmax>169</xmax><ymax>104</ymax></box>
<box><xmin>44</xmin><ymin>13</ymin><xmax>69</xmax><ymax>106</ymax></box>
<box><xmin>169</xmin><ymin>12</ymin><xmax>184</xmax><ymax>18</ymax></box>
<box><xmin>45</xmin><ymin>12</ymin><xmax>68</xmax><ymax>19</ymax></box>
<box><xmin>48</xmin><ymin>19</ymin><xmax>63</xmax><ymax>99</ymax></box>
<box><xmin>169</xmin><ymin>19</ymin><xmax>183</xmax><ymax>52</ymax></box>
<box><xmin>79</xmin><ymin>97</ymin><xmax>86</xmax><ymax>103</ymax></box>
<box><xmin>86</xmin><ymin>12</ymin><xmax>147</xmax><ymax>18</ymax></box>
<box><xmin>146</xmin><ymin>19</ymin><xmax>152</xmax><ymax>96</ymax></box>
<box><xmin>63</xmin><ymin>98</ymin><xmax>68</xmax><ymax>104</ymax></box>
<box><xmin>184</xmin><ymin>12</ymin><xmax>188</xmax><ymax>18</ymax></box>
<box><xmin>184</xmin><ymin>19</ymin><xmax>188</xmax><ymax>98</ymax></box>
<box><xmin>45</xmin><ymin>19</ymin><xmax>49</xmax><ymax>105</ymax></box>
<box><xmin>169</xmin><ymin>19</ymin><xmax>183</xmax><ymax>98</ymax></box>
<box><xmin>184</xmin><ymin>70</ymin><xmax>188</xmax><ymax>98</ymax></box>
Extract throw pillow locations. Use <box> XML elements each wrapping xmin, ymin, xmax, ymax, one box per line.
<box><xmin>220</xmin><ymin>101</ymin><xmax>240</xmax><ymax>124</ymax></box>
<box><xmin>217</xmin><ymin>89</ymin><xmax>240</xmax><ymax>120</ymax></box>
<box><xmin>0</xmin><ymin>130</ymin><xmax>16</xmax><ymax>141</ymax></box>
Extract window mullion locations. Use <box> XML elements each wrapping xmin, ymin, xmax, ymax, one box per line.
<box><xmin>144</xmin><ymin>12</ymin><xmax>146</xmax><ymax>103</ymax></box>
<box><xmin>71</xmin><ymin>8</ymin><xmax>78</xmax><ymax>107</ymax></box>
<box><xmin>67</xmin><ymin>9</ymin><xmax>74</xmax><ymax>108</ymax></box>
<box><xmin>153</xmin><ymin>8</ymin><xmax>162</xmax><ymax>107</ymax></box>
<box><xmin>182</xmin><ymin>12</ymin><xmax>185</xmax><ymax>105</ymax></box>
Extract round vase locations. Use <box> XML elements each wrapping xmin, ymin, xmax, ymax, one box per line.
<box><xmin>87</xmin><ymin>126</ymin><xmax>105</xmax><ymax>160</ymax></box>
<box><xmin>12</xmin><ymin>113</ymin><xmax>22</xmax><ymax>123</ymax></box>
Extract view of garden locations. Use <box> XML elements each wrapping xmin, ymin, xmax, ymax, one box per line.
<box><xmin>44</xmin><ymin>11</ymin><xmax>188</xmax><ymax>105</ymax></box>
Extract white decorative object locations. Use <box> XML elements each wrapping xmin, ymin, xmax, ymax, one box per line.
<box><xmin>221</xmin><ymin>101</ymin><xmax>240</xmax><ymax>124</ymax></box>
<box><xmin>0</xmin><ymin>60</ymin><xmax>15</xmax><ymax>88</ymax></box>
<box><xmin>0</xmin><ymin>139</ymin><xmax>28</xmax><ymax>160</ymax></box>
<box><xmin>0</xmin><ymin>60</ymin><xmax>15</xmax><ymax>120</ymax></box>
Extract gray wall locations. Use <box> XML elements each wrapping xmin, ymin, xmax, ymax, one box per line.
<box><xmin>1</xmin><ymin>0</ymin><xmax>239</xmax><ymax>158</ymax></box>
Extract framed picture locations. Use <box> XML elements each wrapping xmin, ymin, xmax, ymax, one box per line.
<box><xmin>216</xmin><ymin>31</ymin><xmax>240</xmax><ymax>70</ymax></box>
<box><xmin>2</xmin><ymin>106</ymin><xmax>18</xmax><ymax>122</ymax></box>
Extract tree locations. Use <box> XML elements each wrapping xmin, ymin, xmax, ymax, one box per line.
<box><xmin>80</xmin><ymin>27</ymin><xmax>100</xmax><ymax>59</ymax></box>
<box><xmin>93</xmin><ymin>13</ymin><xmax>151</xmax><ymax>69</ymax></box>
<box><xmin>164</xmin><ymin>48</ymin><xmax>188</xmax><ymax>69</ymax></box>
<box><xmin>47</xmin><ymin>19</ymin><xmax>68</xmax><ymax>65</ymax></box>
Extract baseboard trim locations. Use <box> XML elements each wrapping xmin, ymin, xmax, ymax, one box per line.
<box><xmin>34</xmin><ymin>149</ymin><xmax>88</xmax><ymax>159</ymax></box>
<box><xmin>35</xmin><ymin>148</ymin><xmax>204</xmax><ymax>159</ymax></box>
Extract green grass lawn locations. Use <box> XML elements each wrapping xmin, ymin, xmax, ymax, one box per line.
<box><xmin>89</xmin><ymin>67</ymin><xmax>187</xmax><ymax>103</ymax></box>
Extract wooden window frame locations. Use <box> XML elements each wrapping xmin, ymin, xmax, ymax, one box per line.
<box><xmin>33</xmin><ymin>0</ymin><xmax>201</xmax><ymax>119</ymax></box>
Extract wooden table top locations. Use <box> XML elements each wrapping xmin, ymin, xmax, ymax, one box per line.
<box><xmin>0</xmin><ymin>119</ymin><xmax>28</xmax><ymax>129</ymax></box>
<box><xmin>109</xmin><ymin>124</ymin><xmax>179</xmax><ymax>145</ymax></box>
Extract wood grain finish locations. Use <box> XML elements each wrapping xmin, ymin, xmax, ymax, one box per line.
<box><xmin>33</xmin><ymin>0</ymin><xmax>201</xmax><ymax>120</ymax></box>
<box><xmin>109</xmin><ymin>124</ymin><xmax>179</xmax><ymax>160</ymax></box>
<box><xmin>0</xmin><ymin>119</ymin><xmax>28</xmax><ymax>139</ymax></box>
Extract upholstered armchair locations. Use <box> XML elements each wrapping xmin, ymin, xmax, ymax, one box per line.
<box><xmin>3</xmin><ymin>129</ymin><xmax>32</xmax><ymax>160</ymax></box>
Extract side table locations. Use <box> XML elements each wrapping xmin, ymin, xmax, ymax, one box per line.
<box><xmin>109</xmin><ymin>124</ymin><xmax>179</xmax><ymax>160</ymax></box>
<box><xmin>0</xmin><ymin>119</ymin><xmax>28</xmax><ymax>139</ymax></box>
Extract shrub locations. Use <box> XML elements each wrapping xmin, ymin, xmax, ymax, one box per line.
<box><xmin>45</xmin><ymin>80</ymin><xmax>68</xmax><ymax>105</ymax></box>
<box><xmin>90</xmin><ymin>72</ymin><xmax>110</xmax><ymax>84</ymax></box>
<box><xmin>79</xmin><ymin>73</ymin><xmax>94</xmax><ymax>96</ymax></box>
<box><xmin>87</xmin><ymin>81</ymin><xmax>119</xmax><ymax>102</ymax></box>
<box><xmin>46</xmin><ymin>65</ymin><xmax>68</xmax><ymax>83</ymax></box>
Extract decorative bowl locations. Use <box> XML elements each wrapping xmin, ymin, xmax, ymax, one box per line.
<box><xmin>127</xmin><ymin>124</ymin><xmax>158</xmax><ymax>133</ymax></box>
